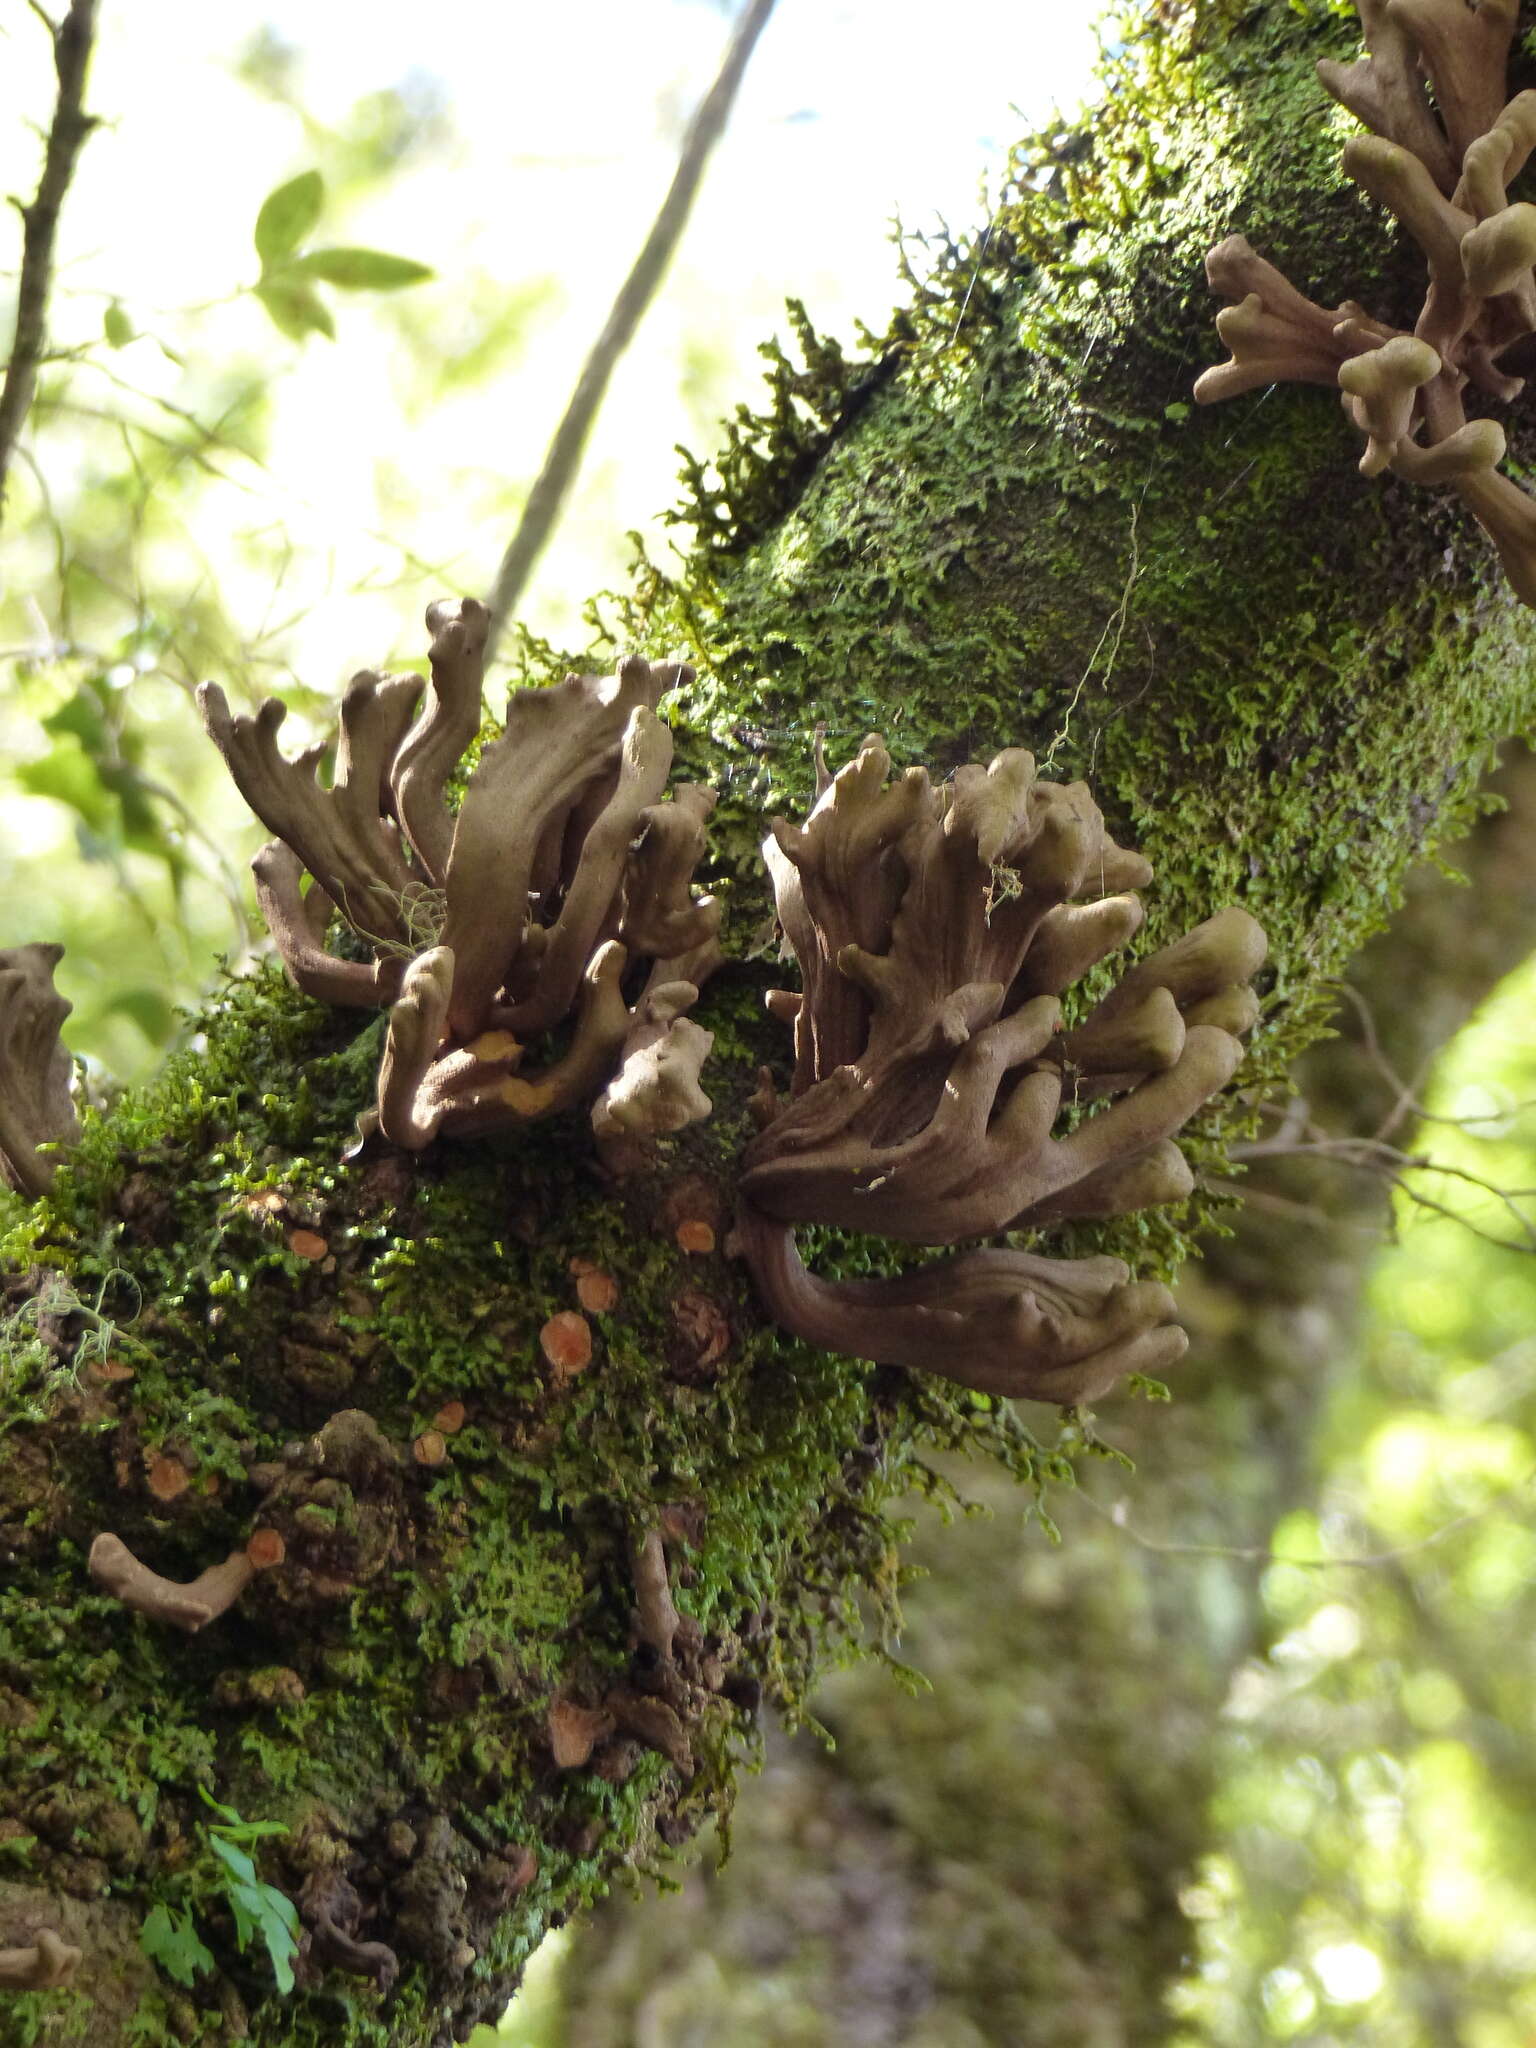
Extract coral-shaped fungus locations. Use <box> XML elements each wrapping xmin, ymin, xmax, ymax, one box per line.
<box><xmin>198</xmin><ymin>599</ymin><xmax>722</xmax><ymax>1152</ymax></box>
<box><xmin>86</xmin><ymin>1531</ymin><xmax>273</xmax><ymax>1634</ymax></box>
<box><xmin>0</xmin><ymin>1929</ymin><xmax>81</xmax><ymax>1990</ymax></box>
<box><xmin>1196</xmin><ymin>0</ymin><xmax>1536</xmax><ymax>604</ymax></box>
<box><xmin>735</xmin><ymin>737</ymin><xmax>1267</xmax><ymax>1406</ymax></box>
<box><xmin>0</xmin><ymin>942</ymin><xmax>79</xmax><ymax>1198</ymax></box>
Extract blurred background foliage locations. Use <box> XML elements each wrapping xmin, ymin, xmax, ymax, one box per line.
<box><xmin>6</xmin><ymin>2</ymin><xmax>1536</xmax><ymax>2043</ymax></box>
<box><xmin>1170</xmin><ymin>957</ymin><xmax>1536</xmax><ymax>2048</ymax></box>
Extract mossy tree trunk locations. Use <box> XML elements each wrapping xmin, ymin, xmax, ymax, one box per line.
<box><xmin>546</xmin><ymin>745</ymin><xmax>1536</xmax><ymax>2048</ymax></box>
<box><xmin>4</xmin><ymin>6</ymin><xmax>1536</xmax><ymax>2047</ymax></box>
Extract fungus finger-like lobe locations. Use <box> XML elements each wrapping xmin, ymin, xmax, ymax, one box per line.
<box><xmin>440</xmin><ymin>662</ymin><xmax>675</xmax><ymax>1037</ymax></box>
<box><xmin>198</xmin><ymin>671</ymin><xmax>426</xmax><ymax>945</ymax></box>
<box><xmin>1316</xmin><ymin>0</ymin><xmax>1458</xmax><ymax>189</ymax></box>
<box><xmin>88</xmin><ymin>1532</ymin><xmax>257</xmax><ymax>1633</ymax></box>
<box><xmin>300</xmin><ymin>1868</ymin><xmax>400</xmax><ymax>1995</ymax></box>
<box><xmin>0</xmin><ymin>942</ymin><xmax>80</xmax><ymax>1199</ymax></box>
<box><xmin>738</xmin><ymin>737</ymin><xmax>1264</xmax><ymax>1406</ymax></box>
<box><xmin>375</xmin><ymin>947</ymin><xmax>457</xmax><ymax>1151</ymax></box>
<box><xmin>1192</xmin><ymin>238</ymin><xmax>1379</xmax><ymax>403</ymax></box>
<box><xmin>389</xmin><ymin>597</ymin><xmax>489</xmax><ymax>883</ymax></box>
<box><xmin>203</xmin><ymin>610</ymin><xmax>721</xmax><ymax>1160</ymax></box>
<box><xmin>0</xmin><ymin>1928</ymin><xmax>82</xmax><ymax>1990</ymax></box>
<box><xmin>620</xmin><ymin>785</ymin><xmax>722</xmax><ymax>960</ymax></box>
<box><xmin>253</xmin><ymin>842</ymin><xmax>404</xmax><ymax>1009</ymax></box>
<box><xmin>548</xmin><ymin>1697</ymin><xmax>613</xmax><ymax>1768</ymax></box>
<box><xmin>591</xmin><ymin>974</ymin><xmax>714</xmax><ymax>1156</ymax></box>
<box><xmin>629</xmin><ymin>1527</ymin><xmax>682</xmax><ymax>1663</ymax></box>
<box><xmin>1198</xmin><ymin>2</ymin><xmax>1536</xmax><ymax>607</ymax></box>
<box><xmin>493</xmin><ymin>707</ymin><xmax>675</xmax><ymax>1039</ymax></box>
<box><xmin>1391</xmin><ymin>0</ymin><xmax>1517</xmax><ymax>165</ymax></box>
<box><xmin>735</xmin><ymin>1202</ymin><xmax>1187</xmax><ymax>1406</ymax></box>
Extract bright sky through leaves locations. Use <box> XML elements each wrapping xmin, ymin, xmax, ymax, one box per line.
<box><xmin>2</xmin><ymin>0</ymin><xmax>1102</xmax><ymax>648</ymax></box>
<box><xmin>0</xmin><ymin>0</ymin><xmax>1103</xmax><ymax>1073</ymax></box>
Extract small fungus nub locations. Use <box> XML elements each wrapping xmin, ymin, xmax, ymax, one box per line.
<box><xmin>89</xmin><ymin>1532</ymin><xmax>257</xmax><ymax>1633</ymax></box>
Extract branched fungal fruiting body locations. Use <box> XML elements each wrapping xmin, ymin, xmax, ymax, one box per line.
<box><xmin>0</xmin><ymin>1929</ymin><xmax>82</xmax><ymax>1990</ymax></box>
<box><xmin>199</xmin><ymin>600</ymin><xmax>723</xmax><ymax>1155</ymax></box>
<box><xmin>1196</xmin><ymin>0</ymin><xmax>1536</xmax><ymax>605</ymax></box>
<box><xmin>0</xmin><ymin>942</ymin><xmax>79</xmax><ymax>1197</ymax></box>
<box><xmin>87</xmin><ymin>1532</ymin><xmax>261</xmax><ymax>1632</ymax></box>
<box><xmin>205</xmin><ymin>604</ymin><xmax>1262</xmax><ymax>1410</ymax></box>
<box><xmin>736</xmin><ymin>737</ymin><xmax>1266</xmax><ymax>1406</ymax></box>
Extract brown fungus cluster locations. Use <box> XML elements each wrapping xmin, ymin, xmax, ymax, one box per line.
<box><xmin>198</xmin><ymin>598</ymin><xmax>723</xmax><ymax>1157</ymax></box>
<box><xmin>0</xmin><ymin>943</ymin><xmax>79</xmax><ymax>1198</ymax></box>
<box><xmin>1196</xmin><ymin>0</ymin><xmax>1536</xmax><ymax>604</ymax></box>
<box><xmin>734</xmin><ymin>737</ymin><xmax>1266</xmax><ymax>1406</ymax></box>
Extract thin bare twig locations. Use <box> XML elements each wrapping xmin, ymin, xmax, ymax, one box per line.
<box><xmin>1230</xmin><ymin>1116</ymin><xmax>1536</xmax><ymax>1254</ymax></box>
<box><xmin>1041</xmin><ymin>495</ymin><xmax>1144</xmax><ymax>772</ymax></box>
<box><xmin>483</xmin><ymin>0</ymin><xmax>779</xmax><ymax>664</ymax></box>
<box><xmin>1079</xmin><ymin>1470</ymin><xmax>1536</xmax><ymax>1571</ymax></box>
<box><xmin>1204</xmin><ymin>1178</ymin><xmax>1392</xmax><ymax>1238</ymax></box>
<box><xmin>1324</xmin><ymin>978</ymin><xmax>1447</xmax><ymax>1144</ymax></box>
<box><xmin>1209</xmin><ymin>1153</ymin><xmax>1536</xmax><ymax>1254</ymax></box>
<box><xmin>0</xmin><ymin>0</ymin><xmax>100</xmax><ymax>528</ymax></box>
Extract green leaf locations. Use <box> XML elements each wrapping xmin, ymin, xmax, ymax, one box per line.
<box><xmin>97</xmin><ymin>762</ymin><xmax>177</xmax><ymax>865</ymax></box>
<box><xmin>16</xmin><ymin>743</ymin><xmax>114</xmax><ymax>834</ymax></box>
<box><xmin>254</xmin><ymin>170</ymin><xmax>324</xmax><ymax>267</ymax></box>
<box><xmin>221</xmin><ymin>1876</ymin><xmax>299</xmax><ymax>1994</ymax></box>
<box><xmin>226</xmin><ymin>1880</ymin><xmax>261</xmax><ymax>1948</ymax></box>
<box><xmin>103</xmin><ymin>301</ymin><xmax>133</xmax><ymax>348</ymax></box>
<box><xmin>140</xmin><ymin>1903</ymin><xmax>214</xmax><ymax>1988</ymax></box>
<box><xmin>288</xmin><ymin>246</ymin><xmax>434</xmax><ymax>291</ymax></box>
<box><xmin>208</xmin><ymin>1834</ymin><xmax>257</xmax><ymax>1886</ymax></box>
<box><xmin>197</xmin><ymin>1787</ymin><xmax>290</xmax><ymax>1838</ymax></box>
<box><xmin>41</xmin><ymin>685</ymin><xmax>109</xmax><ymax>751</ymax></box>
<box><xmin>257</xmin><ymin>1895</ymin><xmax>299</xmax><ymax>1995</ymax></box>
<box><xmin>254</xmin><ymin>278</ymin><xmax>335</xmax><ymax>343</ymax></box>
<box><xmin>103</xmin><ymin>987</ymin><xmax>177</xmax><ymax>1045</ymax></box>
<box><xmin>263</xmin><ymin>1888</ymin><xmax>300</xmax><ymax>1939</ymax></box>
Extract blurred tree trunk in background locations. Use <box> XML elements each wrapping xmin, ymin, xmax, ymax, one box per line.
<box><xmin>547</xmin><ymin>747</ymin><xmax>1536</xmax><ymax>2046</ymax></box>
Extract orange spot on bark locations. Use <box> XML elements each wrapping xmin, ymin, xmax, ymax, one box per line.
<box><xmin>147</xmin><ymin>1456</ymin><xmax>189</xmax><ymax>1503</ymax></box>
<box><xmin>548</xmin><ymin>1697</ymin><xmax>611</xmax><ymax>1769</ymax></box>
<box><xmin>575</xmin><ymin>1270</ymin><xmax>619</xmax><ymax>1314</ymax></box>
<box><xmin>675</xmin><ymin>1219</ymin><xmax>715</xmax><ymax>1255</ymax></box>
<box><xmin>540</xmin><ymin>1311</ymin><xmax>593</xmax><ymax>1380</ymax></box>
<box><xmin>246</xmin><ymin>1528</ymin><xmax>286</xmax><ymax>1570</ymax></box>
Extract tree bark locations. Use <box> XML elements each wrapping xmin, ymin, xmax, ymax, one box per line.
<box><xmin>548</xmin><ymin>743</ymin><xmax>1536</xmax><ymax>2047</ymax></box>
<box><xmin>4</xmin><ymin>6</ymin><xmax>1536</xmax><ymax>2047</ymax></box>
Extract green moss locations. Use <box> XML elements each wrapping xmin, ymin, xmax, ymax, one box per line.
<box><xmin>4</xmin><ymin>1987</ymin><xmax>97</xmax><ymax>2045</ymax></box>
<box><xmin>0</xmin><ymin>961</ymin><xmax>1074</xmax><ymax>2044</ymax></box>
